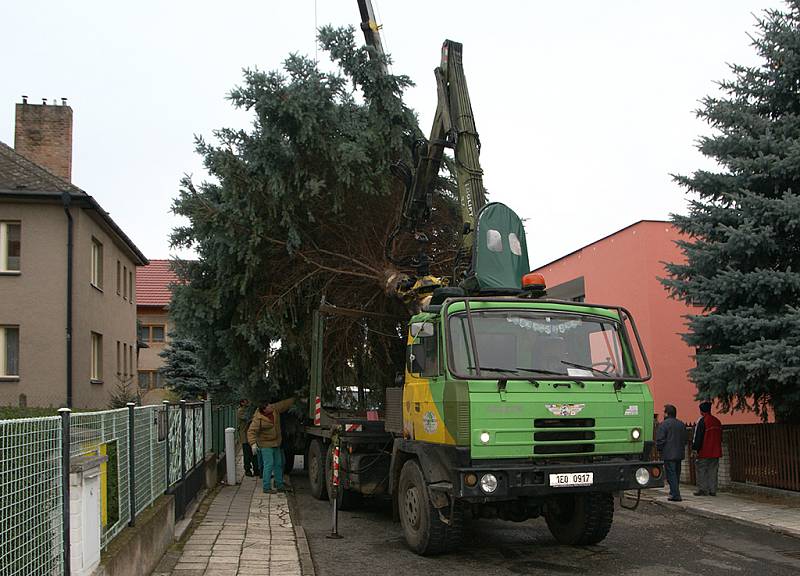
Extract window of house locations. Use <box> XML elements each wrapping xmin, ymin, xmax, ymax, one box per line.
<box><xmin>116</xmin><ymin>261</ymin><xmax>121</xmax><ymax>295</ymax></box>
<box><xmin>139</xmin><ymin>325</ymin><xmax>167</xmax><ymax>343</ymax></box>
<box><xmin>91</xmin><ymin>239</ymin><xmax>103</xmax><ymax>289</ymax></box>
<box><xmin>129</xmin><ymin>345</ymin><xmax>134</xmax><ymax>380</ymax></box>
<box><xmin>123</xmin><ymin>265</ymin><xmax>128</xmax><ymax>300</ymax></box>
<box><xmin>116</xmin><ymin>341</ymin><xmax>121</xmax><ymax>375</ymax></box>
<box><xmin>123</xmin><ymin>343</ymin><xmax>128</xmax><ymax>379</ymax></box>
<box><xmin>129</xmin><ymin>270</ymin><xmax>134</xmax><ymax>302</ymax></box>
<box><xmin>0</xmin><ymin>326</ymin><xmax>20</xmax><ymax>377</ymax></box>
<box><xmin>138</xmin><ymin>370</ymin><xmax>162</xmax><ymax>390</ymax></box>
<box><xmin>91</xmin><ymin>332</ymin><xmax>103</xmax><ymax>381</ymax></box>
<box><xmin>0</xmin><ymin>222</ymin><xmax>21</xmax><ymax>272</ymax></box>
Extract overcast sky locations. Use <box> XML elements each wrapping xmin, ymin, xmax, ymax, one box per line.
<box><xmin>1</xmin><ymin>0</ymin><xmax>784</xmax><ymax>268</ymax></box>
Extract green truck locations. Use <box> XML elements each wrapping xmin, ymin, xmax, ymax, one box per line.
<box><xmin>302</xmin><ymin>5</ymin><xmax>664</xmax><ymax>555</ymax></box>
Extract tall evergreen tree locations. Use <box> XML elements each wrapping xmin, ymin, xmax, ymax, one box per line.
<box><xmin>663</xmin><ymin>2</ymin><xmax>800</xmax><ymax>423</ymax></box>
<box><xmin>170</xmin><ymin>27</ymin><xmax>459</xmax><ymax>402</ymax></box>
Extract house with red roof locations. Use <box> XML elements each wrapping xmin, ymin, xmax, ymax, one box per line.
<box><xmin>136</xmin><ymin>259</ymin><xmax>178</xmax><ymax>391</ymax></box>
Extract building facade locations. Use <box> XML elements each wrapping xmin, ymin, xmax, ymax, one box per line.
<box><xmin>0</xmin><ymin>99</ymin><xmax>147</xmax><ymax>409</ymax></box>
<box><xmin>136</xmin><ymin>260</ymin><xmax>177</xmax><ymax>393</ymax></box>
<box><xmin>532</xmin><ymin>220</ymin><xmax>760</xmax><ymax>424</ymax></box>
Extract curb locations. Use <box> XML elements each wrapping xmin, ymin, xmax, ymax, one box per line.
<box><xmin>286</xmin><ymin>479</ymin><xmax>316</xmax><ymax>576</ymax></box>
<box><xmin>636</xmin><ymin>491</ymin><xmax>800</xmax><ymax>541</ymax></box>
<box><xmin>294</xmin><ymin>524</ymin><xmax>316</xmax><ymax>576</ymax></box>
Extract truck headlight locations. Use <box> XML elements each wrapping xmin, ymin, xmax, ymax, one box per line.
<box><xmin>635</xmin><ymin>467</ymin><xmax>650</xmax><ymax>486</ymax></box>
<box><xmin>480</xmin><ymin>431</ymin><xmax>490</xmax><ymax>444</ymax></box>
<box><xmin>480</xmin><ymin>473</ymin><xmax>498</xmax><ymax>493</ymax></box>
<box><xmin>631</xmin><ymin>428</ymin><xmax>642</xmax><ymax>440</ymax></box>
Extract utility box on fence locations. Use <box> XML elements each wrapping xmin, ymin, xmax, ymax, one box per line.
<box><xmin>70</xmin><ymin>454</ymin><xmax>107</xmax><ymax>576</ymax></box>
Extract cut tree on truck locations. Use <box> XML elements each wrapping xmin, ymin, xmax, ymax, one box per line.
<box><xmin>297</xmin><ymin>1</ymin><xmax>665</xmax><ymax>556</ymax></box>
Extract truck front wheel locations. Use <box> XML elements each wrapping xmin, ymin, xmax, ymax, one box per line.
<box><xmin>398</xmin><ymin>459</ymin><xmax>464</xmax><ymax>556</ymax></box>
<box><xmin>544</xmin><ymin>492</ymin><xmax>614</xmax><ymax>545</ymax></box>
<box><xmin>307</xmin><ymin>440</ymin><xmax>327</xmax><ymax>500</ymax></box>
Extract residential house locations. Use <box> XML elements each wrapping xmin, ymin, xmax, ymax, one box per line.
<box><xmin>0</xmin><ymin>98</ymin><xmax>147</xmax><ymax>409</ymax></box>
<box><xmin>136</xmin><ymin>260</ymin><xmax>178</xmax><ymax>392</ymax></box>
<box><xmin>531</xmin><ymin>219</ymin><xmax>760</xmax><ymax>424</ymax></box>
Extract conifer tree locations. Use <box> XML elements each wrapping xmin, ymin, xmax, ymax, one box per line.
<box><xmin>159</xmin><ymin>336</ymin><xmax>219</xmax><ymax>400</ymax></box>
<box><xmin>169</xmin><ymin>27</ymin><xmax>459</xmax><ymax>401</ymax></box>
<box><xmin>663</xmin><ymin>3</ymin><xmax>800</xmax><ymax>423</ymax></box>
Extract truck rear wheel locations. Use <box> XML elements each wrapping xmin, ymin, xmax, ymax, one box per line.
<box><xmin>544</xmin><ymin>492</ymin><xmax>614</xmax><ymax>545</ymax></box>
<box><xmin>398</xmin><ymin>459</ymin><xmax>464</xmax><ymax>556</ymax></box>
<box><xmin>325</xmin><ymin>445</ymin><xmax>362</xmax><ymax>510</ymax></box>
<box><xmin>307</xmin><ymin>440</ymin><xmax>327</xmax><ymax>500</ymax></box>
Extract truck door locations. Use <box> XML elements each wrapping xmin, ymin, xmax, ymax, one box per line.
<box><xmin>403</xmin><ymin>321</ymin><xmax>455</xmax><ymax>445</ymax></box>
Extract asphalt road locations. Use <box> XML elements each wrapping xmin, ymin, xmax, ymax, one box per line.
<box><xmin>287</xmin><ymin>467</ymin><xmax>800</xmax><ymax>576</ymax></box>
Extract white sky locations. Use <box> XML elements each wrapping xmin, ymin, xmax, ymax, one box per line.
<box><xmin>1</xmin><ymin>0</ymin><xmax>784</xmax><ymax>268</ymax></box>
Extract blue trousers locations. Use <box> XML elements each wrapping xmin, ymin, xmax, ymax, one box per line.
<box><xmin>664</xmin><ymin>459</ymin><xmax>682</xmax><ymax>499</ymax></box>
<box><xmin>258</xmin><ymin>447</ymin><xmax>284</xmax><ymax>491</ymax></box>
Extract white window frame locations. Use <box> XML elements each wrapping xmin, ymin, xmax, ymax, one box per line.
<box><xmin>0</xmin><ymin>326</ymin><xmax>20</xmax><ymax>378</ymax></box>
<box><xmin>91</xmin><ymin>332</ymin><xmax>103</xmax><ymax>382</ymax></box>
<box><xmin>91</xmin><ymin>238</ymin><xmax>103</xmax><ymax>289</ymax></box>
<box><xmin>0</xmin><ymin>221</ymin><xmax>21</xmax><ymax>273</ymax></box>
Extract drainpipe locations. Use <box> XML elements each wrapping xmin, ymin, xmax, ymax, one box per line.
<box><xmin>62</xmin><ymin>192</ymin><xmax>73</xmax><ymax>408</ymax></box>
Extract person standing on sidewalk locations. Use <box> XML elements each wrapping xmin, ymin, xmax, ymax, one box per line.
<box><xmin>656</xmin><ymin>404</ymin><xmax>687</xmax><ymax>502</ymax></box>
<box><xmin>692</xmin><ymin>401</ymin><xmax>722</xmax><ymax>496</ymax></box>
<box><xmin>248</xmin><ymin>396</ymin><xmax>295</xmax><ymax>494</ymax></box>
<box><xmin>237</xmin><ymin>399</ymin><xmax>257</xmax><ymax>477</ymax></box>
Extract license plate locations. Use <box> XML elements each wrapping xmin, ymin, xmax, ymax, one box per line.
<box><xmin>549</xmin><ymin>472</ymin><xmax>594</xmax><ymax>487</ymax></box>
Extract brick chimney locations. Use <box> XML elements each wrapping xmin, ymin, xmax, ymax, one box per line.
<box><xmin>14</xmin><ymin>96</ymin><xmax>73</xmax><ymax>182</ymax></box>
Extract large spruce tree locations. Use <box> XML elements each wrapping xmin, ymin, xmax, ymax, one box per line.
<box><xmin>170</xmin><ymin>27</ymin><xmax>459</xmax><ymax>403</ymax></box>
<box><xmin>663</xmin><ymin>3</ymin><xmax>800</xmax><ymax>423</ymax></box>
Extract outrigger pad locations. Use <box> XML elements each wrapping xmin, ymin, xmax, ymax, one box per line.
<box><xmin>462</xmin><ymin>202</ymin><xmax>530</xmax><ymax>291</ymax></box>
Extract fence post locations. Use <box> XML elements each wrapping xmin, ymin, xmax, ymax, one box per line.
<box><xmin>180</xmin><ymin>400</ymin><xmax>187</xmax><ymax>482</ymax></box>
<box><xmin>127</xmin><ymin>402</ymin><xmax>137</xmax><ymax>527</ymax></box>
<box><xmin>163</xmin><ymin>400</ymin><xmax>170</xmax><ymax>493</ymax></box>
<box><xmin>58</xmin><ymin>407</ymin><xmax>72</xmax><ymax>574</ymax></box>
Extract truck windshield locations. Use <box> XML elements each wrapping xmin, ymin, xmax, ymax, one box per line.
<box><xmin>447</xmin><ymin>310</ymin><xmax>638</xmax><ymax>380</ymax></box>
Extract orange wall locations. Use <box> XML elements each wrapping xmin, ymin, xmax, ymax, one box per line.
<box><xmin>533</xmin><ymin>221</ymin><xmax>760</xmax><ymax>425</ymax></box>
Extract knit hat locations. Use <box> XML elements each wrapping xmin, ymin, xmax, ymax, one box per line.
<box><xmin>699</xmin><ymin>401</ymin><xmax>712</xmax><ymax>413</ymax></box>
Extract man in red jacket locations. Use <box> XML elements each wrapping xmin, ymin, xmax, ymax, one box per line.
<box><xmin>692</xmin><ymin>401</ymin><xmax>722</xmax><ymax>496</ymax></box>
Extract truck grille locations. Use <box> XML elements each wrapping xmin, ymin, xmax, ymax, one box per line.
<box><xmin>533</xmin><ymin>418</ymin><xmax>595</xmax><ymax>455</ymax></box>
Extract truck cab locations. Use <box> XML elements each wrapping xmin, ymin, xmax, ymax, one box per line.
<box><xmin>393</xmin><ymin>294</ymin><xmax>663</xmax><ymax>552</ymax></box>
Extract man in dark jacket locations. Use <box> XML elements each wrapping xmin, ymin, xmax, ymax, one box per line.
<box><xmin>692</xmin><ymin>401</ymin><xmax>722</xmax><ymax>496</ymax></box>
<box><xmin>656</xmin><ymin>404</ymin><xmax>687</xmax><ymax>501</ymax></box>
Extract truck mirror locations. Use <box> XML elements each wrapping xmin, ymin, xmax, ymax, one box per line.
<box><xmin>410</xmin><ymin>321</ymin><xmax>434</xmax><ymax>338</ymax></box>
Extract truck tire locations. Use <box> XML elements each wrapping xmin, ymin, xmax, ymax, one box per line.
<box><xmin>544</xmin><ymin>492</ymin><xmax>614</xmax><ymax>545</ymax></box>
<box><xmin>398</xmin><ymin>459</ymin><xmax>465</xmax><ymax>556</ymax></box>
<box><xmin>307</xmin><ymin>440</ymin><xmax>327</xmax><ymax>500</ymax></box>
<box><xmin>325</xmin><ymin>445</ymin><xmax>362</xmax><ymax>510</ymax></box>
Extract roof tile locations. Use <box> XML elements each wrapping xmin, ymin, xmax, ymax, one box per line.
<box><xmin>136</xmin><ymin>260</ymin><xmax>179</xmax><ymax>307</ymax></box>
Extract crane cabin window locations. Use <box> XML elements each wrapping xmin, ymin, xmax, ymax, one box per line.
<box><xmin>486</xmin><ymin>229</ymin><xmax>503</xmax><ymax>253</ymax></box>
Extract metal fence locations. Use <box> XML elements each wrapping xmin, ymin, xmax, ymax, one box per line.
<box><xmin>0</xmin><ymin>399</ymin><xmax>219</xmax><ymax>576</ymax></box>
<box><xmin>0</xmin><ymin>417</ymin><xmax>63</xmax><ymax>576</ymax></box>
<box><xmin>211</xmin><ymin>404</ymin><xmax>236</xmax><ymax>455</ymax></box>
<box><xmin>728</xmin><ymin>424</ymin><xmax>800</xmax><ymax>492</ymax></box>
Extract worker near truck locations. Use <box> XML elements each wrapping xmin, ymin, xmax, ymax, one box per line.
<box><xmin>248</xmin><ymin>397</ymin><xmax>295</xmax><ymax>493</ymax></box>
<box><xmin>656</xmin><ymin>404</ymin><xmax>687</xmax><ymax>502</ymax></box>
<box><xmin>692</xmin><ymin>401</ymin><xmax>723</xmax><ymax>496</ymax></box>
<box><xmin>237</xmin><ymin>399</ymin><xmax>257</xmax><ymax>477</ymax></box>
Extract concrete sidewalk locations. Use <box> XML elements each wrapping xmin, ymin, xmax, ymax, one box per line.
<box><xmin>637</xmin><ymin>484</ymin><xmax>800</xmax><ymax>539</ymax></box>
<box><xmin>153</xmin><ymin>476</ymin><xmax>307</xmax><ymax>576</ymax></box>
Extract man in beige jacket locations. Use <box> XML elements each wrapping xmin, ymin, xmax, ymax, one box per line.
<box><xmin>247</xmin><ymin>397</ymin><xmax>295</xmax><ymax>493</ymax></box>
